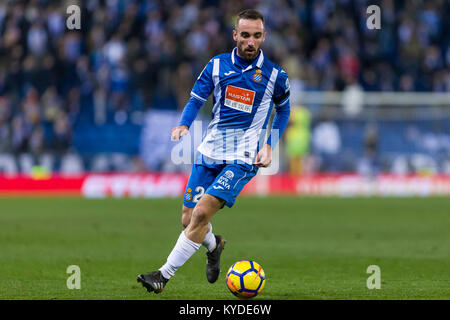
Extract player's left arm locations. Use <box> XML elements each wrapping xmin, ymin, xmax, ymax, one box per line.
<box><xmin>255</xmin><ymin>69</ymin><xmax>291</xmax><ymax>167</ymax></box>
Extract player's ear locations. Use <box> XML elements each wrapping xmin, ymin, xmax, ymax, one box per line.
<box><xmin>233</xmin><ymin>29</ymin><xmax>237</xmax><ymax>41</ymax></box>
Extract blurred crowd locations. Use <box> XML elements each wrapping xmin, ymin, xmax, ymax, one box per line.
<box><xmin>0</xmin><ymin>0</ymin><xmax>449</xmax><ymax>168</ymax></box>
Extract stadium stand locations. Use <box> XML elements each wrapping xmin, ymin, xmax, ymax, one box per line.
<box><xmin>0</xmin><ymin>0</ymin><xmax>449</xmax><ymax>174</ymax></box>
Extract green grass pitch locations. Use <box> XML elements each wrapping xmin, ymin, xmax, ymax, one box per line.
<box><xmin>0</xmin><ymin>196</ymin><xmax>449</xmax><ymax>300</ymax></box>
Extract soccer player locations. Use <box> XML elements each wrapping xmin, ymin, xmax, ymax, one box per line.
<box><xmin>137</xmin><ymin>9</ymin><xmax>290</xmax><ymax>294</ymax></box>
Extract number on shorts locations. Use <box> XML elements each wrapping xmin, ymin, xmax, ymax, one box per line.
<box><xmin>193</xmin><ymin>186</ymin><xmax>205</xmax><ymax>203</ymax></box>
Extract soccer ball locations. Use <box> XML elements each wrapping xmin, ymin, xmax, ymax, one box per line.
<box><xmin>226</xmin><ymin>260</ymin><xmax>266</xmax><ymax>299</ymax></box>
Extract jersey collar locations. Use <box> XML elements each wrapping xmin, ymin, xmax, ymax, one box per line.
<box><xmin>231</xmin><ymin>47</ymin><xmax>265</xmax><ymax>71</ymax></box>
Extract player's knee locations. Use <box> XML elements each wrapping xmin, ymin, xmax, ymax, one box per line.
<box><xmin>191</xmin><ymin>205</ymin><xmax>210</xmax><ymax>227</ymax></box>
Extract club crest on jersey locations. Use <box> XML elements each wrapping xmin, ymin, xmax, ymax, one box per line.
<box><xmin>253</xmin><ymin>69</ymin><xmax>262</xmax><ymax>83</ymax></box>
<box><xmin>184</xmin><ymin>188</ymin><xmax>192</xmax><ymax>201</ymax></box>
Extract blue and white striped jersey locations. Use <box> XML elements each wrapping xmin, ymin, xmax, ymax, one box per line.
<box><xmin>188</xmin><ymin>48</ymin><xmax>290</xmax><ymax>164</ymax></box>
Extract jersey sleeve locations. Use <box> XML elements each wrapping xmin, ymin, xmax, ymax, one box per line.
<box><xmin>272</xmin><ymin>69</ymin><xmax>290</xmax><ymax>107</ymax></box>
<box><xmin>190</xmin><ymin>59</ymin><xmax>215</xmax><ymax>103</ymax></box>
<box><xmin>179</xmin><ymin>96</ymin><xmax>204</xmax><ymax>128</ymax></box>
<box><xmin>267</xmin><ymin>69</ymin><xmax>291</xmax><ymax>148</ymax></box>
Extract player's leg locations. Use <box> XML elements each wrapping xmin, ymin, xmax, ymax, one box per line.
<box><xmin>160</xmin><ymin>164</ymin><xmax>222</xmax><ymax>278</ymax></box>
<box><xmin>137</xmin><ymin>162</ymin><xmax>221</xmax><ymax>293</ymax></box>
<box><xmin>198</xmin><ymin>163</ymin><xmax>259</xmax><ymax>283</ymax></box>
<box><xmin>181</xmin><ymin>161</ymin><xmax>221</xmax><ymax>251</ymax></box>
<box><xmin>181</xmin><ymin>161</ymin><xmax>226</xmax><ymax>283</ymax></box>
<box><xmin>182</xmin><ymin>205</ymin><xmax>217</xmax><ymax>252</ymax></box>
<box><xmin>156</xmin><ymin>194</ymin><xmax>224</xmax><ymax>285</ymax></box>
<box><xmin>184</xmin><ymin>194</ymin><xmax>225</xmax><ymax>243</ymax></box>
<box><xmin>185</xmin><ymin>194</ymin><xmax>227</xmax><ymax>283</ymax></box>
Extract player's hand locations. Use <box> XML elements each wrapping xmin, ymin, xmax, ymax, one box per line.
<box><xmin>171</xmin><ymin>125</ymin><xmax>189</xmax><ymax>141</ymax></box>
<box><xmin>254</xmin><ymin>144</ymin><xmax>272</xmax><ymax>168</ymax></box>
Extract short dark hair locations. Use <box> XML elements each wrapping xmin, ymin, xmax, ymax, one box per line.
<box><xmin>236</xmin><ymin>9</ymin><xmax>265</xmax><ymax>28</ymax></box>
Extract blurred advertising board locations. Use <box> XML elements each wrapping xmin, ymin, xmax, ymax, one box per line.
<box><xmin>0</xmin><ymin>173</ymin><xmax>449</xmax><ymax>197</ymax></box>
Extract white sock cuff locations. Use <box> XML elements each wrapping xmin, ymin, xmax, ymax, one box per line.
<box><xmin>181</xmin><ymin>230</ymin><xmax>201</xmax><ymax>250</ymax></box>
<box><xmin>159</xmin><ymin>231</ymin><xmax>201</xmax><ymax>279</ymax></box>
<box><xmin>202</xmin><ymin>223</ymin><xmax>217</xmax><ymax>252</ymax></box>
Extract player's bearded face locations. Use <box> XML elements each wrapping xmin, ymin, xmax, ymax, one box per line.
<box><xmin>233</xmin><ymin>19</ymin><xmax>266</xmax><ymax>60</ymax></box>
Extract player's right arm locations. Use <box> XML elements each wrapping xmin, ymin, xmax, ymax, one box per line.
<box><xmin>171</xmin><ymin>59</ymin><xmax>215</xmax><ymax>141</ymax></box>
